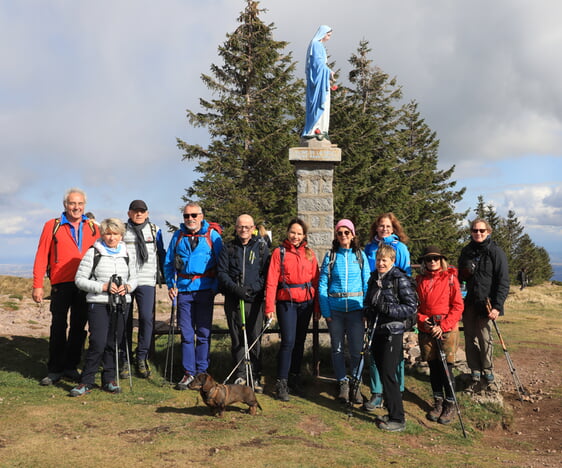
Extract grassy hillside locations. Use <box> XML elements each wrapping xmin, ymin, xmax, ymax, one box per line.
<box><xmin>0</xmin><ymin>278</ymin><xmax>561</xmax><ymax>467</ymax></box>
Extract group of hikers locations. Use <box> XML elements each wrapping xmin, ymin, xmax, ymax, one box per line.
<box><xmin>32</xmin><ymin>187</ymin><xmax>510</xmax><ymax>432</ymax></box>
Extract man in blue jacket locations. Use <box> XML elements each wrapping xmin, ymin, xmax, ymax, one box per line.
<box><xmin>218</xmin><ymin>214</ymin><xmax>269</xmax><ymax>393</ymax></box>
<box><xmin>164</xmin><ymin>202</ymin><xmax>223</xmax><ymax>390</ymax></box>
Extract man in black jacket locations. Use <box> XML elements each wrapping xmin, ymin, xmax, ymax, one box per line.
<box><xmin>217</xmin><ymin>214</ymin><xmax>269</xmax><ymax>392</ymax></box>
<box><xmin>458</xmin><ymin>218</ymin><xmax>509</xmax><ymax>393</ymax></box>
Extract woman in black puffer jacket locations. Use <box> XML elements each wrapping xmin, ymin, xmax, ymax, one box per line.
<box><xmin>364</xmin><ymin>244</ymin><xmax>418</xmax><ymax>432</ymax></box>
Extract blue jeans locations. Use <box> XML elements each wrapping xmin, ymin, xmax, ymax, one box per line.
<box><xmin>177</xmin><ymin>289</ymin><xmax>214</xmax><ymax>376</ymax></box>
<box><xmin>276</xmin><ymin>300</ymin><xmax>313</xmax><ymax>379</ymax></box>
<box><xmin>327</xmin><ymin>309</ymin><xmax>364</xmax><ymax>381</ymax></box>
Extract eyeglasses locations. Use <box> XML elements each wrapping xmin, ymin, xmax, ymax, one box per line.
<box><xmin>336</xmin><ymin>230</ymin><xmax>351</xmax><ymax>236</ymax></box>
<box><xmin>183</xmin><ymin>213</ymin><xmax>202</xmax><ymax>219</ymax></box>
<box><xmin>236</xmin><ymin>225</ymin><xmax>253</xmax><ymax>230</ymax></box>
<box><xmin>471</xmin><ymin>228</ymin><xmax>487</xmax><ymax>234</ymax></box>
<box><xmin>425</xmin><ymin>256</ymin><xmax>442</xmax><ymax>263</ymax></box>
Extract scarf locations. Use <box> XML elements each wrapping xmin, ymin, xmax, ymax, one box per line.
<box><xmin>128</xmin><ymin>218</ymin><xmax>149</xmax><ymax>267</ymax></box>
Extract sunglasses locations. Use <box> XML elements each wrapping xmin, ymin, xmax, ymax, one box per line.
<box><xmin>183</xmin><ymin>213</ymin><xmax>201</xmax><ymax>219</ymax></box>
<box><xmin>471</xmin><ymin>228</ymin><xmax>487</xmax><ymax>234</ymax></box>
<box><xmin>425</xmin><ymin>256</ymin><xmax>442</xmax><ymax>262</ymax></box>
<box><xmin>336</xmin><ymin>230</ymin><xmax>351</xmax><ymax>236</ymax></box>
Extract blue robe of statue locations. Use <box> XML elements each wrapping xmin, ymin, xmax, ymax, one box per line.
<box><xmin>303</xmin><ymin>25</ymin><xmax>332</xmax><ymax>137</ymax></box>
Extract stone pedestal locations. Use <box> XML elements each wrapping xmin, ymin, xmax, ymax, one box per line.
<box><xmin>289</xmin><ymin>139</ymin><xmax>341</xmax><ymax>256</ymax></box>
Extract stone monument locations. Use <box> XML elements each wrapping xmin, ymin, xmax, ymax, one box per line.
<box><xmin>289</xmin><ymin>138</ymin><xmax>341</xmax><ymax>256</ymax></box>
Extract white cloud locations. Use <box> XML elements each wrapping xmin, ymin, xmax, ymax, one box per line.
<box><xmin>1</xmin><ymin>0</ymin><xmax>562</xmax><ymax>266</ymax></box>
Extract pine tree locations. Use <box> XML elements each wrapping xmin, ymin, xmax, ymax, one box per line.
<box><xmin>176</xmin><ymin>0</ymin><xmax>302</xmax><ymax>241</ymax></box>
<box><xmin>330</xmin><ymin>40</ymin><xmax>403</xmax><ymax>242</ymax></box>
<box><xmin>330</xmin><ymin>41</ymin><xmax>465</xmax><ymax>260</ymax></box>
<box><xmin>393</xmin><ymin>100</ymin><xmax>466</xmax><ymax>261</ymax></box>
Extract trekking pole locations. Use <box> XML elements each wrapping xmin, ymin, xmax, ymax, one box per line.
<box><xmin>486</xmin><ymin>298</ymin><xmax>527</xmax><ymax>400</ymax></box>
<box><xmin>109</xmin><ymin>275</ymin><xmax>121</xmax><ymax>391</ymax></box>
<box><xmin>347</xmin><ymin>311</ymin><xmax>379</xmax><ymax>418</ymax></box>
<box><xmin>119</xmin><ymin>293</ymin><xmax>133</xmax><ymax>392</ymax></box>
<box><xmin>431</xmin><ymin>316</ymin><xmax>467</xmax><ymax>438</ymax></box>
<box><xmin>223</xmin><ymin>317</ymin><xmax>273</xmax><ymax>384</ymax></box>
<box><xmin>164</xmin><ymin>293</ymin><xmax>177</xmax><ymax>385</ymax></box>
<box><xmin>239</xmin><ymin>298</ymin><xmax>254</xmax><ymax>390</ymax></box>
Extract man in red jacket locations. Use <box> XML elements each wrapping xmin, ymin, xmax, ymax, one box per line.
<box><xmin>32</xmin><ymin>188</ymin><xmax>99</xmax><ymax>385</ymax></box>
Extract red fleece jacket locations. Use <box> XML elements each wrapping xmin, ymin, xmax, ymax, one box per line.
<box><xmin>33</xmin><ymin>218</ymin><xmax>99</xmax><ymax>288</ymax></box>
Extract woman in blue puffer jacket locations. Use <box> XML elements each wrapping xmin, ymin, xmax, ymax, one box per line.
<box><xmin>319</xmin><ymin>219</ymin><xmax>369</xmax><ymax>404</ymax></box>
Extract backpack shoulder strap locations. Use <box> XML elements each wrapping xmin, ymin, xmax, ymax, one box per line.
<box><xmin>327</xmin><ymin>249</ymin><xmax>336</xmax><ymax>285</ymax></box>
<box><xmin>89</xmin><ymin>248</ymin><xmax>101</xmax><ymax>280</ymax></box>
<box><xmin>52</xmin><ymin>218</ymin><xmax>61</xmax><ymax>238</ymax></box>
<box><xmin>355</xmin><ymin>248</ymin><xmax>364</xmax><ymax>270</ymax></box>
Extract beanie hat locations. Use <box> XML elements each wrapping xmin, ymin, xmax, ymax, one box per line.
<box><xmin>335</xmin><ymin>219</ymin><xmax>355</xmax><ymax>236</ymax></box>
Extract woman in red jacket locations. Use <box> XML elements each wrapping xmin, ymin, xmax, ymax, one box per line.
<box><xmin>416</xmin><ymin>246</ymin><xmax>464</xmax><ymax>425</ymax></box>
<box><xmin>265</xmin><ymin>218</ymin><xmax>319</xmax><ymax>401</ymax></box>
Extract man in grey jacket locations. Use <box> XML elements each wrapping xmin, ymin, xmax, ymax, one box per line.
<box><xmin>121</xmin><ymin>200</ymin><xmax>165</xmax><ymax>378</ymax></box>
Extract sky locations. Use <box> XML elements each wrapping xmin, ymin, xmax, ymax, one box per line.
<box><xmin>1</xmin><ymin>0</ymin><xmax>561</xmax><ymax>276</ymax></box>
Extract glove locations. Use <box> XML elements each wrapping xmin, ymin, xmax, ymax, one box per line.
<box><xmin>244</xmin><ymin>286</ymin><xmax>254</xmax><ymax>300</ymax></box>
<box><xmin>363</xmin><ymin>306</ymin><xmax>375</xmax><ymax>323</ymax></box>
<box><xmin>233</xmin><ymin>285</ymin><xmax>246</xmax><ymax>299</ymax></box>
<box><xmin>376</xmin><ymin>302</ymin><xmax>389</xmax><ymax>316</ymax></box>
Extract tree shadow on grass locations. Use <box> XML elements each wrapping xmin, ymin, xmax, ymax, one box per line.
<box><xmin>0</xmin><ymin>335</ymin><xmax>49</xmax><ymax>379</ymax></box>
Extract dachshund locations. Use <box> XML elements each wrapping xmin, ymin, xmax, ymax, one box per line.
<box><xmin>188</xmin><ymin>372</ymin><xmax>262</xmax><ymax>416</ymax></box>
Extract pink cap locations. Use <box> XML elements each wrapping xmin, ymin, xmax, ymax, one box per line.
<box><xmin>335</xmin><ymin>219</ymin><xmax>355</xmax><ymax>235</ymax></box>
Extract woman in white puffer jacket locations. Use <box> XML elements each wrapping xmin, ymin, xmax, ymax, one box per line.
<box><xmin>70</xmin><ymin>218</ymin><xmax>137</xmax><ymax>397</ymax></box>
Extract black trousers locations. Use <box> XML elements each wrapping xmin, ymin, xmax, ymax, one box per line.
<box><xmin>224</xmin><ymin>295</ymin><xmax>264</xmax><ymax>381</ymax></box>
<box><xmin>81</xmin><ymin>302</ymin><xmax>128</xmax><ymax>386</ymax></box>
<box><xmin>372</xmin><ymin>333</ymin><xmax>405</xmax><ymax>423</ymax></box>
<box><xmin>48</xmin><ymin>282</ymin><xmax>88</xmax><ymax>373</ymax></box>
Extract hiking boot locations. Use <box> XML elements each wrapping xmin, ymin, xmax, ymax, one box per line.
<box><xmin>136</xmin><ymin>359</ymin><xmax>151</xmax><ymax>379</ymax></box>
<box><xmin>483</xmin><ymin>373</ymin><xmax>499</xmax><ymax>392</ymax></box>
<box><xmin>377</xmin><ymin>419</ymin><xmax>406</xmax><ymax>432</ymax></box>
<box><xmin>464</xmin><ymin>379</ymin><xmax>482</xmax><ymax>394</ymax></box>
<box><xmin>40</xmin><ymin>373</ymin><xmax>62</xmax><ymax>386</ymax></box>
<box><xmin>275</xmin><ymin>378</ymin><xmax>290</xmax><ymax>402</ymax></box>
<box><xmin>288</xmin><ymin>373</ymin><xmax>304</xmax><ymax>396</ymax></box>
<box><xmin>376</xmin><ymin>414</ymin><xmax>390</xmax><ymax>423</ymax></box>
<box><xmin>176</xmin><ymin>373</ymin><xmax>194</xmax><ymax>391</ymax></box>
<box><xmin>350</xmin><ymin>383</ymin><xmax>363</xmax><ymax>405</ymax></box>
<box><xmin>438</xmin><ymin>400</ymin><xmax>455</xmax><ymax>425</ymax></box>
<box><xmin>338</xmin><ymin>379</ymin><xmax>350</xmax><ymax>403</ymax></box>
<box><xmin>63</xmin><ymin>368</ymin><xmax>81</xmax><ymax>382</ymax></box>
<box><xmin>426</xmin><ymin>396</ymin><xmax>444</xmax><ymax>422</ymax></box>
<box><xmin>252</xmin><ymin>375</ymin><xmax>263</xmax><ymax>393</ymax></box>
<box><xmin>69</xmin><ymin>383</ymin><xmax>93</xmax><ymax>397</ymax></box>
<box><xmin>363</xmin><ymin>393</ymin><xmax>383</xmax><ymax>412</ymax></box>
<box><xmin>119</xmin><ymin>361</ymin><xmax>130</xmax><ymax>380</ymax></box>
<box><xmin>234</xmin><ymin>377</ymin><xmax>246</xmax><ymax>385</ymax></box>
<box><xmin>102</xmin><ymin>381</ymin><xmax>121</xmax><ymax>394</ymax></box>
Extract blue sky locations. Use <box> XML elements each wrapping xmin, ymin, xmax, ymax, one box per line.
<box><xmin>1</xmin><ymin>0</ymin><xmax>561</xmax><ymax>274</ymax></box>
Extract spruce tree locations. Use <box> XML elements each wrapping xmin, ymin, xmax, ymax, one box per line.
<box><xmin>330</xmin><ymin>40</ymin><xmax>403</xmax><ymax>242</ymax></box>
<box><xmin>331</xmin><ymin>41</ymin><xmax>465</xmax><ymax>261</ymax></box>
<box><xmin>393</xmin><ymin>100</ymin><xmax>466</xmax><ymax>261</ymax></box>
<box><xmin>176</xmin><ymin>0</ymin><xmax>302</xmax><ymax>241</ymax></box>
